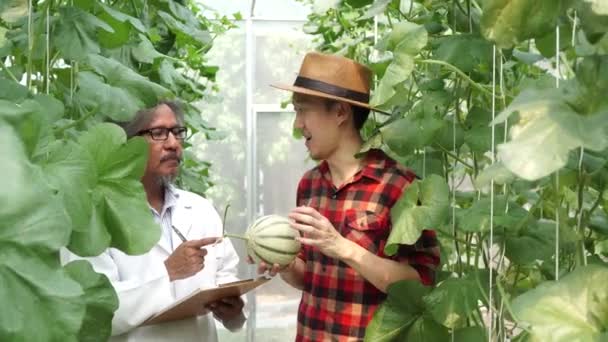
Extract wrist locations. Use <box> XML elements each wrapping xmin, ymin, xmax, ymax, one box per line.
<box><xmin>279</xmin><ymin>259</ymin><xmax>297</xmax><ymax>274</ymax></box>
<box><xmin>339</xmin><ymin>239</ymin><xmax>360</xmax><ymax>263</ymax></box>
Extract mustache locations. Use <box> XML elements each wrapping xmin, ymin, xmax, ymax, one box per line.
<box><xmin>160</xmin><ymin>153</ymin><xmax>182</xmax><ymax>164</ymax></box>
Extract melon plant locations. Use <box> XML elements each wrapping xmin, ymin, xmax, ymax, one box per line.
<box><xmin>226</xmin><ymin>215</ymin><xmax>301</xmax><ymax>266</ymax></box>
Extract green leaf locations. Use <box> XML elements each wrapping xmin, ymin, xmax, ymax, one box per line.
<box><xmin>569</xmin><ymin>56</ymin><xmax>608</xmax><ymax>116</ymax></box>
<box><xmin>0</xmin><ymin>0</ymin><xmax>27</xmax><ymax>23</ymax></box>
<box><xmin>433</xmin><ymin>34</ymin><xmax>493</xmax><ymax>73</ymax></box>
<box><xmin>97</xmin><ymin>7</ymin><xmax>131</xmax><ymax>49</ymax></box>
<box><xmin>535</xmin><ymin>23</ymin><xmax>573</xmax><ymax>58</ymax></box>
<box><xmin>0</xmin><ymin>99</ymin><xmax>52</xmax><ymax>159</ymax></box>
<box><xmin>132</xmin><ymin>34</ymin><xmax>164</xmax><ymax>64</ymax></box>
<box><xmin>492</xmin><ymin>87</ymin><xmax>608</xmax><ymax>180</ymax></box>
<box><xmin>87</xmin><ymin>54</ymin><xmax>171</xmax><ymax>104</ymax></box>
<box><xmin>453</xmin><ymin>326</ymin><xmax>487</xmax><ymax>342</ymax></box>
<box><xmin>464</xmin><ymin>125</ymin><xmax>505</xmax><ymax>154</ymax></box>
<box><xmin>54</xmin><ymin>7</ymin><xmax>114</xmax><ymax>61</ymax></box>
<box><xmin>0</xmin><ymin>245</ymin><xmax>85</xmax><ymax>342</ymax></box>
<box><xmin>359</xmin><ymin>0</ymin><xmax>392</xmax><ymax>20</ymax></box>
<box><xmin>464</xmin><ymin>123</ymin><xmax>506</xmax><ymax>155</ymax></box>
<box><xmin>377</xmin><ymin>21</ymin><xmax>428</xmax><ymax>53</ymax></box>
<box><xmin>32</xmin><ymin>94</ymin><xmax>64</xmax><ymax>123</ymax></box>
<box><xmin>474</xmin><ymin>162</ymin><xmax>516</xmax><ymax>188</ymax></box>
<box><xmin>388</xmin><ymin>175</ymin><xmax>449</xmax><ymax>252</ymax></box>
<box><xmin>158</xmin><ymin>59</ymin><xmax>195</xmax><ymax>92</ymax></box>
<box><xmin>576</xmin><ymin>0</ymin><xmax>608</xmax><ymax>39</ymax></box>
<box><xmin>403</xmin><ymin>316</ymin><xmax>450</xmax><ymax>342</ymax></box>
<box><xmin>576</xmin><ymin>30</ymin><xmax>608</xmax><ymax>56</ymax></box>
<box><xmin>0</xmin><ymin>122</ymin><xmax>71</xmax><ymax>253</ymax></box>
<box><xmin>512</xmin><ymin>265</ymin><xmax>608</xmax><ymax>342</ymax></box>
<box><xmin>76</xmin><ymin>71</ymin><xmax>141</xmax><ymax>121</ymax></box>
<box><xmin>346</xmin><ymin>0</ymin><xmax>373</xmax><ymax>8</ymax></box>
<box><xmin>371</xmin><ymin>52</ymin><xmax>414</xmax><ymax>107</ymax></box>
<box><xmin>359</xmin><ymin>131</ymin><xmax>383</xmax><ymax>155</ymax></box>
<box><xmin>480</xmin><ymin>0</ymin><xmax>571</xmax><ymax>48</ymax></box>
<box><xmin>39</xmin><ymin>140</ymin><xmax>96</xmax><ymax>240</ymax></box>
<box><xmin>382</xmin><ymin>113</ymin><xmax>445</xmax><ymax>157</ymax></box>
<box><xmin>64</xmin><ymin>260</ymin><xmax>119</xmax><ymax>342</ymax></box>
<box><xmin>457</xmin><ymin>196</ymin><xmax>528</xmax><ymax>233</ymax></box>
<box><xmin>423</xmin><ymin>276</ymin><xmax>485</xmax><ymax>328</ymax></box>
<box><xmin>396</xmin><ymin>151</ymin><xmax>445</xmax><ymax>178</ymax></box>
<box><xmin>157</xmin><ymin>10</ymin><xmax>211</xmax><ymax>46</ymax></box>
<box><xmin>77</xmin><ymin>55</ymin><xmax>171</xmax><ymax>121</ymax></box>
<box><xmin>100</xmin><ymin>4</ymin><xmax>146</xmax><ymax>32</ymax></box>
<box><xmin>434</xmin><ymin>118</ymin><xmax>465</xmax><ymax>151</ymax></box>
<box><xmin>365</xmin><ymin>280</ymin><xmax>431</xmax><ymax>342</ymax></box>
<box><xmin>0</xmin><ymin>99</ymin><xmax>35</xmax><ymax>120</ymax></box>
<box><xmin>0</xmin><ymin>27</ymin><xmax>7</xmax><ymax>56</ymax></box>
<box><xmin>0</xmin><ymin>76</ymin><xmax>28</xmax><ymax>101</ymax></box>
<box><xmin>589</xmin><ymin>214</ymin><xmax>608</xmax><ymax>236</ymax></box>
<box><xmin>504</xmin><ymin>219</ymin><xmax>555</xmax><ymax>265</ymax></box>
<box><xmin>75</xmin><ymin>123</ymin><xmax>160</xmax><ymax>255</ymax></box>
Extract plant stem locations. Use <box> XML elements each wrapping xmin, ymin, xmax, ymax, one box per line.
<box><xmin>54</xmin><ymin>108</ymin><xmax>97</xmax><ymax>136</ymax></box>
<box><xmin>416</xmin><ymin>58</ymin><xmax>500</xmax><ymax>98</ymax></box>
<box><xmin>437</xmin><ymin>229</ymin><xmax>470</xmax><ymax>244</ymax></box>
<box><xmin>0</xmin><ymin>59</ymin><xmax>19</xmax><ymax>83</ymax></box>
<box><xmin>224</xmin><ymin>233</ymin><xmax>247</xmax><ymax>241</ymax></box>
<box><xmin>436</xmin><ymin>143</ymin><xmax>475</xmax><ymax>170</ymax></box>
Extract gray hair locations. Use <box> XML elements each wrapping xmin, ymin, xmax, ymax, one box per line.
<box><xmin>119</xmin><ymin>100</ymin><xmax>186</xmax><ymax>139</ymax></box>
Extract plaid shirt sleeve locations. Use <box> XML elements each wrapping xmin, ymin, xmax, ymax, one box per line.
<box><xmin>391</xmin><ymin>229</ymin><xmax>440</xmax><ymax>286</ymax></box>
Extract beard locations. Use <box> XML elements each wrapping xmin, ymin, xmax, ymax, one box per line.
<box><xmin>156</xmin><ymin>174</ymin><xmax>177</xmax><ymax>189</ymax></box>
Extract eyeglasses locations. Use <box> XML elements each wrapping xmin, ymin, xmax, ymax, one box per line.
<box><xmin>138</xmin><ymin>126</ymin><xmax>188</xmax><ymax>141</ymax></box>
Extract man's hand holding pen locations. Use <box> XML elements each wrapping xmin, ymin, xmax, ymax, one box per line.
<box><xmin>164</xmin><ymin>228</ymin><xmax>220</xmax><ymax>281</ymax></box>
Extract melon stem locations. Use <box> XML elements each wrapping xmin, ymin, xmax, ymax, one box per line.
<box><xmin>224</xmin><ymin>233</ymin><xmax>248</xmax><ymax>241</ymax></box>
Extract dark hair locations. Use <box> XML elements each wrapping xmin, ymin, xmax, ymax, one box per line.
<box><xmin>324</xmin><ymin>99</ymin><xmax>370</xmax><ymax>130</ymax></box>
<box><xmin>118</xmin><ymin>100</ymin><xmax>185</xmax><ymax>139</ymax></box>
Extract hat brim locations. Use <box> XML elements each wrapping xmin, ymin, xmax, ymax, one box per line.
<box><xmin>271</xmin><ymin>83</ymin><xmax>391</xmax><ymax>115</ymax></box>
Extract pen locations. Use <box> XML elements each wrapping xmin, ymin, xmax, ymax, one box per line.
<box><xmin>171</xmin><ymin>225</ymin><xmax>188</xmax><ymax>243</ymax></box>
<box><xmin>171</xmin><ymin>225</ymin><xmax>222</xmax><ymax>246</ymax></box>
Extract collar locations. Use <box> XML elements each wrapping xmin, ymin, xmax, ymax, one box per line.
<box><xmin>318</xmin><ymin>149</ymin><xmax>386</xmax><ymax>186</ymax></box>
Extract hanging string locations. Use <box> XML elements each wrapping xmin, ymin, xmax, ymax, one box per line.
<box><xmin>496</xmin><ymin>52</ymin><xmax>508</xmax><ymax>341</ymax></box>
<box><xmin>577</xmin><ymin>146</ymin><xmax>587</xmax><ymax>265</ymax></box>
<box><xmin>45</xmin><ymin>5</ymin><xmax>50</xmax><ymax>94</ymax></box>
<box><xmin>571</xmin><ymin>11</ymin><xmax>577</xmax><ymax>47</ymax></box>
<box><xmin>554</xmin><ymin>26</ymin><xmax>560</xmax><ymax>280</ymax></box>
<box><xmin>570</xmin><ymin>11</ymin><xmax>587</xmax><ymax>267</ymax></box>
<box><xmin>372</xmin><ymin>15</ymin><xmax>379</xmax><ymax>130</ymax></box>
<box><xmin>487</xmin><ymin>44</ymin><xmax>497</xmax><ymax>342</ymax></box>
<box><xmin>450</xmin><ymin>85</ymin><xmax>457</xmax><ymax>342</ymax></box>
<box><xmin>500</xmin><ymin>55</ymin><xmax>508</xmax><ymax>203</ymax></box>
<box><xmin>451</xmin><ymin>93</ymin><xmax>457</xmax><ymax>264</ymax></box>
<box><xmin>27</xmin><ymin>0</ymin><xmax>33</xmax><ymax>90</ymax></box>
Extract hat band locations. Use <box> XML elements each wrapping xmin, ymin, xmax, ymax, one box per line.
<box><xmin>293</xmin><ymin>76</ymin><xmax>369</xmax><ymax>103</ymax></box>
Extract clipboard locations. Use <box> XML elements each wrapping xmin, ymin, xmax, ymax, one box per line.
<box><xmin>142</xmin><ymin>276</ymin><xmax>270</xmax><ymax>325</ymax></box>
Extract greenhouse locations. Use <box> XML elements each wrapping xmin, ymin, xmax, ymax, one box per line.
<box><xmin>1</xmin><ymin>0</ymin><xmax>607</xmax><ymax>341</ymax></box>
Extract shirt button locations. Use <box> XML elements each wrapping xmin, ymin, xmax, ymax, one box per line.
<box><xmin>331</xmin><ymin>193</ymin><xmax>337</xmax><ymax>199</ymax></box>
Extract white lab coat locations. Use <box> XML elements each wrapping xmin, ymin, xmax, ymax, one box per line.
<box><xmin>61</xmin><ymin>188</ymin><xmax>242</xmax><ymax>342</ymax></box>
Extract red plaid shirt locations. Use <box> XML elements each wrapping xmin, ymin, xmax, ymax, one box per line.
<box><xmin>295</xmin><ymin>149</ymin><xmax>439</xmax><ymax>342</ymax></box>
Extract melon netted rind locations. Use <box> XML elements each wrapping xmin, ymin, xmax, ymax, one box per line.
<box><xmin>246</xmin><ymin>214</ymin><xmax>301</xmax><ymax>266</ymax></box>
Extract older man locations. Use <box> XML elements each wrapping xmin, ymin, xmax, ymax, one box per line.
<box><xmin>63</xmin><ymin>101</ymin><xmax>245</xmax><ymax>341</ymax></box>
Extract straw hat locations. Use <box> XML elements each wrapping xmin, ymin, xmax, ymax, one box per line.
<box><xmin>271</xmin><ymin>52</ymin><xmax>388</xmax><ymax>114</ymax></box>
